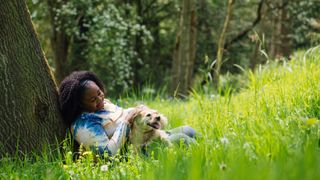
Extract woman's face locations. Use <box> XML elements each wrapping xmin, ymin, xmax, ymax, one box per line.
<box><xmin>81</xmin><ymin>81</ymin><xmax>105</xmax><ymax>112</ymax></box>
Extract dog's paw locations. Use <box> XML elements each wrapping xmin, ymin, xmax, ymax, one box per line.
<box><xmin>166</xmin><ymin>140</ymin><xmax>173</xmax><ymax>147</ymax></box>
<box><xmin>158</xmin><ymin>130</ymin><xmax>169</xmax><ymax>139</ymax></box>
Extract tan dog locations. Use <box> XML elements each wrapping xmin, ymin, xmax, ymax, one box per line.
<box><xmin>127</xmin><ymin>105</ymin><xmax>171</xmax><ymax>152</ymax></box>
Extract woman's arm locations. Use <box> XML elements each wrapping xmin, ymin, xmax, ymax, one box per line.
<box><xmin>73</xmin><ymin>114</ymin><xmax>129</xmax><ymax>156</ymax></box>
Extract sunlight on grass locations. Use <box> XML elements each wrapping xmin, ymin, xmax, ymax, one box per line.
<box><xmin>1</xmin><ymin>47</ymin><xmax>319</xmax><ymax>179</ymax></box>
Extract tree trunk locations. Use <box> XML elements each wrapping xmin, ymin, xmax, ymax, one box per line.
<box><xmin>46</xmin><ymin>0</ymin><xmax>71</xmax><ymax>83</ymax></box>
<box><xmin>250</xmin><ymin>41</ymin><xmax>260</xmax><ymax>70</ymax></box>
<box><xmin>214</xmin><ymin>0</ymin><xmax>234</xmax><ymax>88</ymax></box>
<box><xmin>170</xmin><ymin>0</ymin><xmax>197</xmax><ymax>97</ymax></box>
<box><xmin>268</xmin><ymin>0</ymin><xmax>291</xmax><ymax>59</ymax></box>
<box><xmin>0</xmin><ymin>0</ymin><xmax>65</xmax><ymax>156</ymax></box>
<box><xmin>199</xmin><ymin>0</ymin><xmax>212</xmax><ymax>40</ymax></box>
<box><xmin>47</xmin><ymin>0</ymin><xmax>90</xmax><ymax>84</ymax></box>
<box><xmin>69</xmin><ymin>11</ymin><xmax>90</xmax><ymax>72</ymax></box>
<box><xmin>278</xmin><ymin>2</ymin><xmax>292</xmax><ymax>58</ymax></box>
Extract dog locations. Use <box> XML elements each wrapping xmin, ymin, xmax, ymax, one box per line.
<box><xmin>127</xmin><ymin>105</ymin><xmax>172</xmax><ymax>153</ymax></box>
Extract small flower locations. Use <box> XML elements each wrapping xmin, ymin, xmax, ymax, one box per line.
<box><xmin>100</xmin><ymin>165</ymin><xmax>109</xmax><ymax>172</ymax></box>
<box><xmin>220</xmin><ymin>136</ymin><xmax>229</xmax><ymax>145</ymax></box>
<box><xmin>210</xmin><ymin>94</ymin><xmax>217</xmax><ymax>100</ymax></box>
<box><xmin>219</xmin><ymin>163</ymin><xmax>227</xmax><ymax>171</ymax></box>
<box><xmin>82</xmin><ymin>151</ymin><xmax>92</xmax><ymax>156</ymax></box>
<box><xmin>243</xmin><ymin>142</ymin><xmax>250</xmax><ymax>150</ymax></box>
<box><xmin>68</xmin><ymin>170</ymin><xmax>74</xmax><ymax>176</ymax></box>
<box><xmin>306</xmin><ymin>118</ymin><xmax>318</xmax><ymax>126</ymax></box>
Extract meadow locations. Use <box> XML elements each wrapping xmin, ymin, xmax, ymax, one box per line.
<box><xmin>1</xmin><ymin>47</ymin><xmax>320</xmax><ymax>179</ymax></box>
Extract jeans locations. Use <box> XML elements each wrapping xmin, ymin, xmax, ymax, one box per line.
<box><xmin>167</xmin><ymin>125</ymin><xmax>197</xmax><ymax>146</ymax></box>
<box><xmin>141</xmin><ymin>125</ymin><xmax>197</xmax><ymax>156</ymax></box>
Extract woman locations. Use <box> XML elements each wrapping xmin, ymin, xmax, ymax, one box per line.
<box><xmin>59</xmin><ymin>71</ymin><xmax>196</xmax><ymax>156</ymax></box>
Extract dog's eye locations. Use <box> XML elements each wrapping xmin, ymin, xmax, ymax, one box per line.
<box><xmin>146</xmin><ymin>113</ymin><xmax>151</xmax><ymax>117</ymax></box>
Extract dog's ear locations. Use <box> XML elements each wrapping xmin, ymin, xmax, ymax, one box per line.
<box><xmin>136</xmin><ymin>104</ymin><xmax>148</xmax><ymax>111</ymax></box>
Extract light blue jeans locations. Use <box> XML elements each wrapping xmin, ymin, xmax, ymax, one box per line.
<box><xmin>140</xmin><ymin>125</ymin><xmax>197</xmax><ymax>156</ymax></box>
<box><xmin>167</xmin><ymin>125</ymin><xmax>197</xmax><ymax>146</ymax></box>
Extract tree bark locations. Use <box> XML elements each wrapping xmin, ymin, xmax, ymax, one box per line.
<box><xmin>0</xmin><ymin>0</ymin><xmax>65</xmax><ymax>156</ymax></box>
<box><xmin>170</xmin><ymin>0</ymin><xmax>197</xmax><ymax>97</ymax></box>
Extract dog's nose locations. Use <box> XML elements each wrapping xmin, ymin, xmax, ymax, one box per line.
<box><xmin>156</xmin><ymin>116</ymin><xmax>161</xmax><ymax>121</ymax></box>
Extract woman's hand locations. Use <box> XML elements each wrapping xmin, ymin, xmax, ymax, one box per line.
<box><xmin>124</xmin><ymin>105</ymin><xmax>145</xmax><ymax>125</ymax></box>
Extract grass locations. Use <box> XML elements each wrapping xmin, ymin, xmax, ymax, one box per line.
<box><xmin>1</xmin><ymin>47</ymin><xmax>320</xmax><ymax>179</ymax></box>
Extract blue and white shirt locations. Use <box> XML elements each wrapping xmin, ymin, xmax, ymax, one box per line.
<box><xmin>71</xmin><ymin>99</ymin><xmax>134</xmax><ymax>156</ymax></box>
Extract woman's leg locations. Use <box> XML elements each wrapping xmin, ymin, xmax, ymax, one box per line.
<box><xmin>167</xmin><ymin>133</ymin><xmax>196</xmax><ymax>146</ymax></box>
<box><xmin>167</xmin><ymin>125</ymin><xmax>196</xmax><ymax>138</ymax></box>
<box><xmin>167</xmin><ymin>125</ymin><xmax>197</xmax><ymax>146</ymax></box>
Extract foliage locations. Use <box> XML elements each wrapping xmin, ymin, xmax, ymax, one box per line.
<box><xmin>51</xmin><ymin>0</ymin><xmax>152</xmax><ymax>94</ymax></box>
<box><xmin>1</xmin><ymin>48</ymin><xmax>320</xmax><ymax>179</ymax></box>
<box><xmin>27</xmin><ymin>0</ymin><xmax>320</xmax><ymax>97</ymax></box>
<box><xmin>130</xmin><ymin>0</ymin><xmax>180</xmax><ymax>88</ymax></box>
<box><xmin>289</xmin><ymin>0</ymin><xmax>320</xmax><ymax>48</ymax></box>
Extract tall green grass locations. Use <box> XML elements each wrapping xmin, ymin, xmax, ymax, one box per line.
<box><xmin>1</xmin><ymin>47</ymin><xmax>320</xmax><ymax>179</ymax></box>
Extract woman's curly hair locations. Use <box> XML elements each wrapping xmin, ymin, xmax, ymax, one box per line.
<box><xmin>59</xmin><ymin>71</ymin><xmax>105</xmax><ymax>127</ymax></box>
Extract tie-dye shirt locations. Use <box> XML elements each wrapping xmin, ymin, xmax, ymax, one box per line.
<box><xmin>71</xmin><ymin>99</ymin><xmax>134</xmax><ymax>156</ymax></box>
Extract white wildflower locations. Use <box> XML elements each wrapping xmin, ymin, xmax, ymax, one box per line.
<box><xmin>219</xmin><ymin>162</ymin><xmax>227</xmax><ymax>171</ymax></box>
<box><xmin>220</xmin><ymin>136</ymin><xmax>229</xmax><ymax>145</ymax></box>
<box><xmin>68</xmin><ymin>170</ymin><xmax>74</xmax><ymax>176</ymax></box>
<box><xmin>243</xmin><ymin>142</ymin><xmax>250</xmax><ymax>150</ymax></box>
<box><xmin>100</xmin><ymin>165</ymin><xmax>109</xmax><ymax>172</ymax></box>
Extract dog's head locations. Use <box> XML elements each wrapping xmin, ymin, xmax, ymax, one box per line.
<box><xmin>131</xmin><ymin>105</ymin><xmax>168</xmax><ymax>131</ymax></box>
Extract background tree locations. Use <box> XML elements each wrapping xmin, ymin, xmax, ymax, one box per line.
<box><xmin>27</xmin><ymin>0</ymin><xmax>320</xmax><ymax>98</ymax></box>
<box><xmin>289</xmin><ymin>0</ymin><xmax>320</xmax><ymax>48</ymax></box>
<box><xmin>214</xmin><ymin>0</ymin><xmax>234</xmax><ymax>88</ymax></box>
<box><xmin>170</xmin><ymin>0</ymin><xmax>197</xmax><ymax>97</ymax></box>
<box><xmin>0</xmin><ymin>0</ymin><xmax>65</xmax><ymax>156</ymax></box>
<box><xmin>46</xmin><ymin>0</ymin><xmax>95</xmax><ymax>83</ymax></box>
<box><xmin>46</xmin><ymin>0</ymin><xmax>70</xmax><ymax>83</ymax></box>
<box><xmin>266</xmin><ymin>0</ymin><xmax>291</xmax><ymax>59</ymax></box>
<box><xmin>43</xmin><ymin>0</ymin><xmax>152</xmax><ymax>94</ymax></box>
<box><xmin>130</xmin><ymin>0</ymin><xmax>177</xmax><ymax>88</ymax></box>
